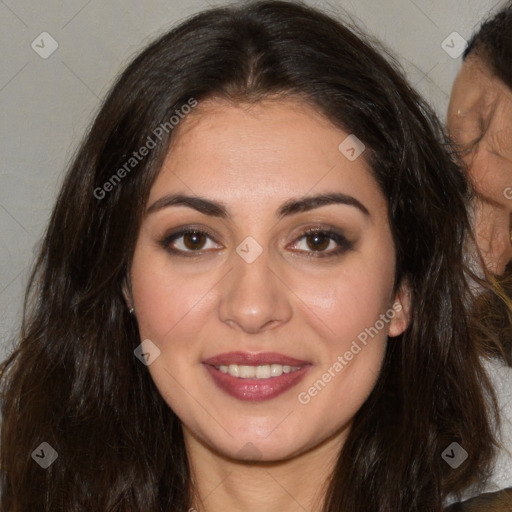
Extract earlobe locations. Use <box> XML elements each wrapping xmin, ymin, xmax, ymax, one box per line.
<box><xmin>387</xmin><ymin>283</ymin><xmax>411</xmax><ymax>338</ymax></box>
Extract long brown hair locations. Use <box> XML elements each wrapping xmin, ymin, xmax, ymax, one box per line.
<box><xmin>0</xmin><ymin>1</ymin><xmax>501</xmax><ymax>510</ymax></box>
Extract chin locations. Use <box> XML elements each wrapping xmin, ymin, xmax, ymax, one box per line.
<box><xmin>199</xmin><ymin>426</ymin><xmax>317</xmax><ymax>463</ymax></box>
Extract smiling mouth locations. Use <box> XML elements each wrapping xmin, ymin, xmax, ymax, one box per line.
<box><xmin>203</xmin><ymin>364</ymin><xmax>311</xmax><ymax>402</ymax></box>
<box><xmin>202</xmin><ymin>351</ymin><xmax>312</xmax><ymax>401</ymax></box>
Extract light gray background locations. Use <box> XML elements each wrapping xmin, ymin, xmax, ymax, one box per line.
<box><xmin>0</xmin><ymin>0</ymin><xmax>506</xmax><ymax>359</ymax></box>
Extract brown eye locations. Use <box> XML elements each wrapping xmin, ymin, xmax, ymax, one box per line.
<box><xmin>183</xmin><ymin>231</ymin><xmax>207</xmax><ymax>250</ymax></box>
<box><xmin>305</xmin><ymin>233</ymin><xmax>330</xmax><ymax>251</ymax></box>
<box><xmin>160</xmin><ymin>228</ymin><xmax>222</xmax><ymax>256</ymax></box>
<box><xmin>289</xmin><ymin>228</ymin><xmax>353</xmax><ymax>257</ymax></box>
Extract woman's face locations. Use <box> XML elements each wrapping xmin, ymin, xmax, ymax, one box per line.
<box><xmin>448</xmin><ymin>55</ymin><xmax>512</xmax><ymax>274</ymax></box>
<box><xmin>128</xmin><ymin>98</ymin><xmax>409</xmax><ymax>462</ymax></box>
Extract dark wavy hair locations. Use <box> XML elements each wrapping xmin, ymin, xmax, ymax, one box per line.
<box><xmin>0</xmin><ymin>1</ymin><xmax>501</xmax><ymax>510</ymax></box>
<box><xmin>464</xmin><ymin>2</ymin><xmax>512</xmax><ymax>89</ymax></box>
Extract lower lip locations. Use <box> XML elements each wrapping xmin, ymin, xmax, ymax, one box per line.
<box><xmin>203</xmin><ymin>364</ymin><xmax>311</xmax><ymax>402</ymax></box>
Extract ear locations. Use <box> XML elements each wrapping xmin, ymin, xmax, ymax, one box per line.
<box><xmin>121</xmin><ymin>274</ymin><xmax>133</xmax><ymax>309</ymax></box>
<box><xmin>387</xmin><ymin>280</ymin><xmax>411</xmax><ymax>338</ymax></box>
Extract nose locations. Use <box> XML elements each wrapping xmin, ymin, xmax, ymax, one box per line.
<box><xmin>218</xmin><ymin>247</ymin><xmax>293</xmax><ymax>334</ymax></box>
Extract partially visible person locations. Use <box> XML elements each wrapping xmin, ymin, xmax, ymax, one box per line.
<box><xmin>447</xmin><ymin>3</ymin><xmax>512</xmax><ymax>510</ymax></box>
<box><xmin>448</xmin><ymin>3</ymin><xmax>512</xmax><ymax>277</ymax></box>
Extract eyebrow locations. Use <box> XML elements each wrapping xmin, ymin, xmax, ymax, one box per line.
<box><xmin>146</xmin><ymin>192</ymin><xmax>370</xmax><ymax>218</ymax></box>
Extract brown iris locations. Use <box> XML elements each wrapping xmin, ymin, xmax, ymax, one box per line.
<box><xmin>305</xmin><ymin>232</ymin><xmax>330</xmax><ymax>251</ymax></box>
<box><xmin>183</xmin><ymin>231</ymin><xmax>207</xmax><ymax>250</ymax></box>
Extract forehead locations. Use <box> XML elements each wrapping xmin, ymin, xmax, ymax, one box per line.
<box><xmin>167</xmin><ymin>98</ymin><xmax>349</xmax><ymax>172</ymax></box>
<box><xmin>448</xmin><ymin>56</ymin><xmax>512</xmax><ymax>147</ymax></box>
<box><xmin>149</xmin><ymin>98</ymin><xmax>385</xmax><ymax>213</ymax></box>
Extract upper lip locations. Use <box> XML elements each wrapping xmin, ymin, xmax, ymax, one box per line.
<box><xmin>203</xmin><ymin>352</ymin><xmax>310</xmax><ymax>367</ymax></box>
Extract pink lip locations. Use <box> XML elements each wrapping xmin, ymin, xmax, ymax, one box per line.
<box><xmin>202</xmin><ymin>351</ymin><xmax>310</xmax><ymax>367</ymax></box>
<box><xmin>203</xmin><ymin>364</ymin><xmax>311</xmax><ymax>402</ymax></box>
<box><xmin>202</xmin><ymin>352</ymin><xmax>312</xmax><ymax>402</ymax></box>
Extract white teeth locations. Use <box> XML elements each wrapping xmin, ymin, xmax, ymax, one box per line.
<box><xmin>228</xmin><ymin>364</ymin><xmax>239</xmax><ymax>377</ymax></box>
<box><xmin>270</xmin><ymin>364</ymin><xmax>283</xmax><ymax>377</ymax></box>
<box><xmin>239</xmin><ymin>365</ymin><xmax>256</xmax><ymax>378</ymax></box>
<box><xmin>217</xmin><ymin>363</ymin><xmax>302</xmax><ymax>379</ymax></box>
<box><xmin>256</xmin><ymin>365</ymin><xmax>270</xmax><ymax>379</ymax></box>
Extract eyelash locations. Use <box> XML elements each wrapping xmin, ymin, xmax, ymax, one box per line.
<box><xmin>159</xmin><ymin>226</ymin><xmax>353</xmax><ymax>259</ymax></box>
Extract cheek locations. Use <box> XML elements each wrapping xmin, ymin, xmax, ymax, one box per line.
<box><xmin>130</xmin><ymin>246</ymin><xmax>219</xmax><ymax>346</ymax></box>
<box><xmin>290</xmin><ymin>256</ymin><xmax>396</xmax><ymax>346</ymax></box>
<box><xmin>310</xmin><ymin>277</ymin><xmax>390</xmax><ymax>377</ymax></box>
<box><xmin>293</xmin><ymin>266</ymin><xmax>392</xmax><ymax>423</ymax></box>
<box><xmin>471</xmin><ymin>149</ymin><xmax>512</xmax><ymax>208</ymax></box>
<box><xmin>294</xmin><ymin>284</ymin><xmax>389</xmax><ymax>441</ymax></box>
<box><xmin>130</xmin><ymin>252</ymin><xmax>216</xmax><ymax>418</ymax></box>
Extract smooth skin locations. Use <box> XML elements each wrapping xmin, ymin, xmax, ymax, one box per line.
<box><xmin>448</xmin><ymin>54</ymin><xmax>512</xmax><ymax>275</ymax></box>
<box><xmin>126</xmin><ymin>98</ymin><xmax>410</xmax><ymax>512</ymax></box>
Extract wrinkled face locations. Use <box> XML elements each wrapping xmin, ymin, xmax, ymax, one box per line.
<box><xmin>448</xmin><ymin>55</ymin><xmax>512</xmax><ymax>274</ymax></box>
<box><xmin>128</xmin><ymin>99</ymin><xmax>409</xmax><ymax>462</ymax></box>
